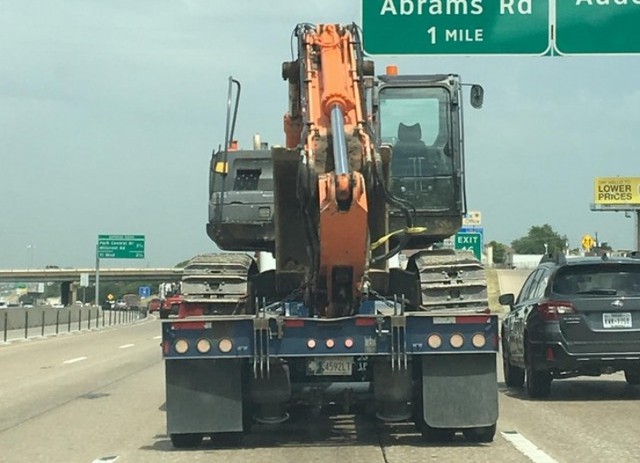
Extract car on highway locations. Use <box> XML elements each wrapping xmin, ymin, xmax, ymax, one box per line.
<box><xmin>146</xmin><ymin>297</ymin><xmax>161</xmax><ymax>313</ymax></box>
<box><xmin>499</xmin><ymin>253</ymin><xmax>640</xmax><ymax>398</ymax></box>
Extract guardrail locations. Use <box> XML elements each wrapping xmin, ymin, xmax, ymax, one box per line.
<box><xmin>1</xmin><ymin>306</ymin><xmax>146</xmax><ymax>344</ymax></box>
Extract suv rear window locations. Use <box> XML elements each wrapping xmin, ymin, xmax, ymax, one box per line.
<box><xmin>552</xmin><ymin>264</ymin><xmax>640</xmax><ymax>297</ymax></box>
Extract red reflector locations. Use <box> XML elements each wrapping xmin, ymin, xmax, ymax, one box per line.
<box><xmin>546</xmin><ymin>346</ymin><xmax>555</xmax><ymax>361</ymax></box>
<box><xmin>284</xmin><ymin>319</ymin><xmax>305</xmax><ymax>328</ymax></box>
<box><xmin>171</xmin><ymin>322</ymin><xmax>206</xmax><ymax>330</ymax></box>
<box><xmin>163</xmin><ymin>341</ymin><xmax>169</xmax><ymax>355</ymax></box>
<box><xmin>455</xmin><ymin>316</ymin><xmax>491</xmax><ymax>324</ymax></box>
<box><xmin>355</xmin><ymin>317</ymin><xmax>377</xmax><ymax>326</ymax></box>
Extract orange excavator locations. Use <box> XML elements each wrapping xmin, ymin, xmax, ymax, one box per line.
<box><xmin>163</xmin><ymin>23</ymin><xmax>498</xmax><ymax>449</ymax></box>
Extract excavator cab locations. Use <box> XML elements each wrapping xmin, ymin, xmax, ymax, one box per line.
<box><xmin>377</xmin><ymin>73</ymin><xmax>473</xmax><ymax>249</ymax></box>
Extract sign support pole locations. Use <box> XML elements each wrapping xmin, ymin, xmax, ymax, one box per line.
<box><xmin>95</xmin><ymin>245</ymin><xmax>100</xmax><ymax>306</ymax></box>
<box><xmin>637</xmin><ymin>211</ymin><xmax>640</xmax><ymax>252</ymax></box>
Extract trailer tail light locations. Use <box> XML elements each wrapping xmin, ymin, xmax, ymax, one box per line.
<box><xmin>455</xmin><ymin>315</ymin><xmax>492</xmax><ymax>324</ymax></box>
<box><xmin>174</xmin><ymin>339</ymin><xmax>189</xmax><ymax>354</ymax></box>
<box><xmin>344</xmin><ymin>338</ymin><xmax>354</xmax><ymax>349</ymax></box>
<box><xmin>449</xmin><ymin>333</ymin><xmax>464</xmax><ymax>349</ymax></box>
<box><xmin>471</xmin><ymin>333</ymin><xmax>486</xmax><ymax>348</ymax></box>
<box><xmin>537</xmin><ymin>301</ymin><xmax>575</xmax><ymax>321</ymax></box>
<box><xmin>218</xmin><ymin>338</ymin><xmax>233</xmax><ymax>353</ymax></box>
<box><xmin>307</xmin><ymin>339</ymin><xmax>317</xmax><ymax>349</ymax></box>
<box><xmin>196</xmin><ymin>338</ymin><xmax>211</xmax><ymax>354</ymax></box>
<box><xmin>326</xmin><ymin>339</ymin><xmax>335</xmax><ymax>349</ymax></box>
<box><xmin>427</xmin><ymin>334</ymin><xmax>442</xmax><ymax>349</ymax></box>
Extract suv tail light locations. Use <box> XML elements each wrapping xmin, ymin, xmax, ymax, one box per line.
<box><xmin>537</xmin><ymin>301</ymin><xmax>576</xmax><ymax>321</ymax></box>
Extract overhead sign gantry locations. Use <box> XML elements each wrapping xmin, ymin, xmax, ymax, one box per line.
<box><xmin>362</xmin><ymin>0</ymin><xmax>640</xmax><ymax>56</ymax></box>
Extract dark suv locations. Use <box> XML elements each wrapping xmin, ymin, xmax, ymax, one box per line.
<box><xmin>499</xmin><ymin>253</ymin><xmax>640</xmax><ymax>398</ymax></box>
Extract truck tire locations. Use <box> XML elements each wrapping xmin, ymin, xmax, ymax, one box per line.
<box><xmin>417</xmin><ymin>421</ymin><xmax>455</xmax><ymax>443</ymax></box>
<box><xmin>462</xmin><ymin>423</ymin><xmax>496</xmax><ymax>443</ymax></box>
<box><xmin>525</xmin><ymin>351</ymin><xmax>552</xmax><ymax>398</ymax></box>
<box><xmin>170</xmin><ymin>433</ymin><xmax>203</xmax><ymax>448</ymax></box>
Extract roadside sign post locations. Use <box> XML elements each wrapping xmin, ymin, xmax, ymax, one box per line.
<box><xmin>95</xmin><ymin>245</ymin><xmax>100</xmax><ymax>307</ymax></box>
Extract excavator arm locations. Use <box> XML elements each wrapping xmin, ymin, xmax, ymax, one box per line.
<box><xmin>280</xmin><ymin>24</ymin><xmax>377</xmax><ymax>317</ymax></box>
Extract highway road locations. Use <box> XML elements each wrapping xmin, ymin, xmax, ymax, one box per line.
<box><xmin>1</xmin><ymin>269</ymin><xmax>639</xmax><ymax>463</ymax></box>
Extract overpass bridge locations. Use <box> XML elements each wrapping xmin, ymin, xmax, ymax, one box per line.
<box><xmin>0</xmin><ymin>268</ymin><xmax>183</xmax><ymax>283</ymax></box>
<box><xmin>0</xmin><ymin>268</ymin><xmax>184</xmax><ymax>305</ymax></box>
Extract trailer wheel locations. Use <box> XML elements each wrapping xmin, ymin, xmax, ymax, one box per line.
<box><xmin>170</xmin><ymin>433</ymin><xmax>203</xmax><ymax>448</ymax></box>
<box><xmin>462</xmin><ymin>424</ymin><xmax>496</xmax><ymax>443</ymax></box>
<box><xmin>417</xmin><ymin>422</ymin><xmax>455</xmax><ymax>442</ymax></box>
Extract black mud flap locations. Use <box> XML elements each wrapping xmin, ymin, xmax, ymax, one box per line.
<box><xmin>421</xmin><ymin>354</ymin><xmax>498</xmax><ymax>428</ymax></box>
<box><xmin>166</xmin><ymin>359</ymin><xmax>243</xmax><ymax>434</ymax></box>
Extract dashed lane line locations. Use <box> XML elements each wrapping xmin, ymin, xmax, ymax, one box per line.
<box><xmin>502</xmin><ymin>431</ymin><xmax>559</xmax><ymax>463</ymax></box>
<box><xmin>63</xmin><ymin>356</ymin><xmax>88</xmax><ymax>365</ymax></box>
<box><xmin>118</xmin><ymin>344</ymin><xmax>135</xmax><ymax>349</ymax></box>
<box><xmin>92</xmin><ymin>456</ymin><xmax>120</xmax><ymax>463</ymax></box>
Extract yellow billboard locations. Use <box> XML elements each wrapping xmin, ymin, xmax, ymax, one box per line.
<box><xmin>594</xmin><ymin>177</ymin><xmax>640</xmax><ymax>206</ymax></box>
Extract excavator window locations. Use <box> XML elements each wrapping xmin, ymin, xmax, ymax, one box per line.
<box><xmin>379</xmin><ymin>86</ymin><xmax>457</xmax><ymax>211</ymax></box>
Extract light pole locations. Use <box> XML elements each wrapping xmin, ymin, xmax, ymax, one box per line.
<box><xmin>26</xmin><ymin>244</ymin><xmax>35</xmax><ymax>269</ymax></box>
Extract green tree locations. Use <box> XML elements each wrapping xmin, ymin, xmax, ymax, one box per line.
<box><xmin>511</xmin><ymin>224</ymin><xmax>567</xmax><ymax>254</ymax></box>
<box><xmin>488</xmin><ymin>240</ymin><xmax>507</xmax><ymax>264</ymax></box>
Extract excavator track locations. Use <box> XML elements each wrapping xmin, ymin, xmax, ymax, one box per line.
<box><xmin>180</xmin><ymin>253</ymin><xmax>257</xmax><ymax>315</ymax></box>
<box><xmin>408</xmin><ymin>249</ymin><xmax>488</xmax><ymax>313</ymax></box>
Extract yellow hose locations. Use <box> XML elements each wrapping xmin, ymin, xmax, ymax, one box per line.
<box><xmin>370</xmin><ymin>227</ymin><xmax>427</xmax><ymax>251</ymax></box>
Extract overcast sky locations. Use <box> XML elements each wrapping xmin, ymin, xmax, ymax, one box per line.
<box><xmin>1</xmin><ymin>0</ymin><xmax>639</xmax><ymax>269</ymax></box>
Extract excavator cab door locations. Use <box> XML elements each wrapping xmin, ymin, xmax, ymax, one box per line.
<box><xmin>376</xmin><ymin>76</ymin><xmax>466</xmax><ymax>247</ymax></box>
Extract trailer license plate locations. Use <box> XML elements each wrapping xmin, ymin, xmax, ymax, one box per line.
<box><xmin>306</xmin><ymin>357</ymin><xmax>353</xmax><ymax>376</ymax></box>
<box><xmin>603</xmin><ymin>312</ymin><xmax>632</xmax><ymax>328</ymax></box>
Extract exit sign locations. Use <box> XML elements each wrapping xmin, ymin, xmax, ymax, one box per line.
<box><xmin>362</xmin><ymin>0</ymin><xmax>550</xmax><ymax>55</ymax></box>
<box><xmin>454</xmin><ymin>232</ymin><xmax>483</xmax><ymax>261</ymax></box>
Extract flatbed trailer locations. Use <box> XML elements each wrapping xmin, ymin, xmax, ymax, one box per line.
<box><xmin>162</xmin><ymin>304</ymin><xmax>498</xmax><ymax>447</ymax></box>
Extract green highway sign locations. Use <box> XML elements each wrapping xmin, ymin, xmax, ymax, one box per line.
<box><xmin>454</xmin><ymin>232</ymin><xmax>483</xmax><ymax>261</ymax></box>
<box><xmin>97</xmin><ymin>234</ymin><xmax>145</xmax><ymax>259</ymax></box>
<box><xmin>555</xmin><ymin>2</ymin><xmax>640</xmax><ymax>54</ymax></box>
<box><xmin>362</xmin><ymin>0</ymin><xmax>550</xmax><ymax>55</ymax></box>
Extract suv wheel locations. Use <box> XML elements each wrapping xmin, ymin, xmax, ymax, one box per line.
<box><xmin>503</xmin><ymin>354</ymin><xmax>525</xmax><ymax>388</ymax></box>
<box><xmin>624</xmin><ymin>369</ymin><xmax>640</xmax><ymax>385</ymax></box>
<box><xmin>525</xmin><ymin>346</ymin><xmax>552</xmax><ymax>398</ymax></box>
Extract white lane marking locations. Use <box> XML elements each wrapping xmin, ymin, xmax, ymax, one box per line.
<box><xmin>119</xmin><ymin>344</ymin><xmax>135</xmax><ymax>349</ymax></box>
<box><xmin>153</xmin><ymin>335</ymin><xmax>161</xmax><ymax>340</ymax></box>
<box><xmin>502</xmin><ymin>431</ymin><xmax>559</xmax><ymax>463</ymax></box>
<box><xmin>63</xmin><ymin>356</ymin><xmax>88</xmax><ymax>365</ymax></box>
<box><xmin>92</xmin><ymin>456</ymin><xmax>120</xmax><ymax>463</ymax></box>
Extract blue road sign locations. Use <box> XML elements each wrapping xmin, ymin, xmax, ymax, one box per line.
<box><xmin>139</xmin><ymin>286</ymin><xmax>151</xmax><ymax>298</ymax></box>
